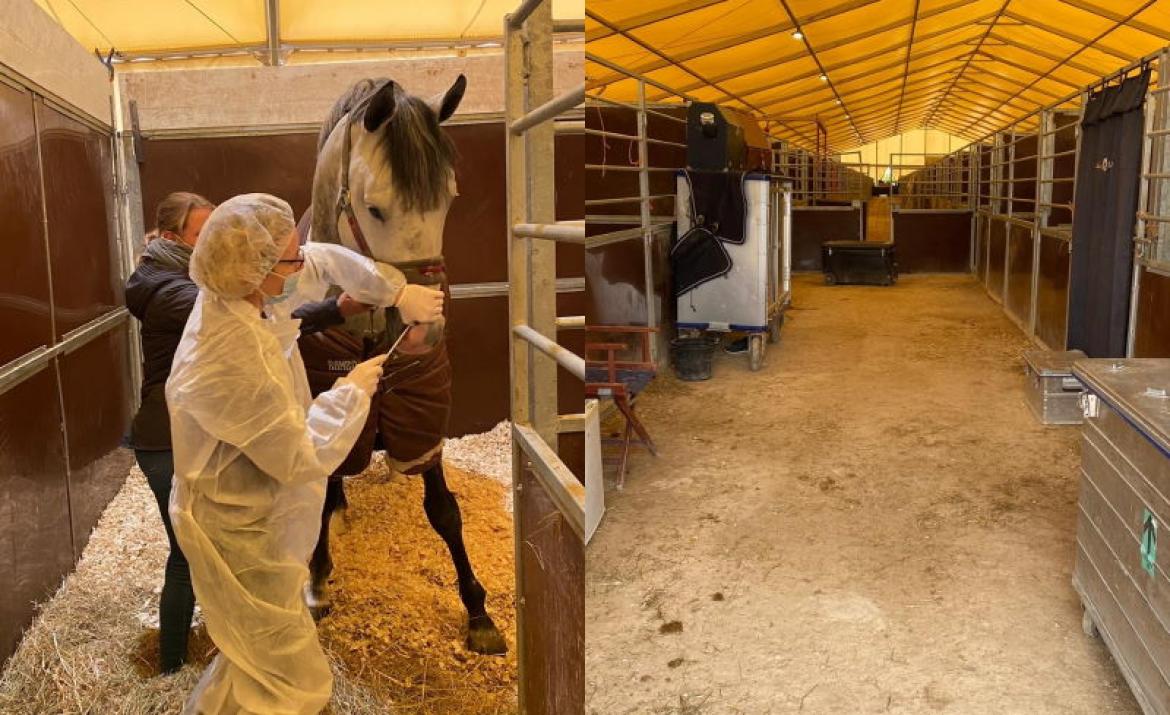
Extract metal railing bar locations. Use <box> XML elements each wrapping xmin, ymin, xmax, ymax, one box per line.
<box><xmin>513</xmin><ymin>323</ymin><xmax>586</xmax><ymax>380</ymax></box>
<box><xmin>513</xmin><ymin>221</ymin><xmax>586</xmax><ymax>243</ymax></box>
<box><xmin>512</xmin><ymin>83</ymin><xmax>585</xmax><ymax>135</ymax></box>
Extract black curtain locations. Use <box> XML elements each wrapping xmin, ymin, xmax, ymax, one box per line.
<box><xmin>1067</xmin><ymin>68</ymin><xmax>1150</xmax><ymax>357</ymax></box>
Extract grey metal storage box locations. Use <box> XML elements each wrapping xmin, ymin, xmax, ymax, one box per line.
<box><xmin>1073</xmin><ymin>359</ymin><xmax>1170</xmax><ymax>714</ymax></box>
<box><xmin>1023</xmin><ymin>349</ymin><xmax>1086</xmax><ymax>425</ymax></box>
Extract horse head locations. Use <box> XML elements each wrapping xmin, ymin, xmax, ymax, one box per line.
<box><xmin>310</xmin><ymin>75</ymin><xmax>466</xmax><ymax>343</ymax></box>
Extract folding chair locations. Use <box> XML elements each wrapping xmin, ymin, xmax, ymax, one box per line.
<box><xmin>585</xmin><ymin>326</ymin><xmax>658</xmax><ymax>488</ymax></box>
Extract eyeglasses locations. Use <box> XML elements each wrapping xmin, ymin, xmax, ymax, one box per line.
<box><xmin>276</xmin><ymin>249</ymin><xmax>305</xmax><ymax>269</ymax></box>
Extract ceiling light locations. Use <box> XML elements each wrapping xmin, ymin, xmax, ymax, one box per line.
<box><xmin>791</xmin><ymin>30</ymin><xmax>803</xmax><ymax>40</ymax></box>
<box><xmin>820</xmin><ymin>74</ymin><xmax>828</xmax><ymax>82</ymax></box>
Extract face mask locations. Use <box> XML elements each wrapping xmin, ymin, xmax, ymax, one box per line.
<box><xmin>264</xmin><ymin>271</ymin><xmax>301</xmax><ymax>305</ymax></box>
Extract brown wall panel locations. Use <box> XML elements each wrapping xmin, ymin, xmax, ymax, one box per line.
<box><xmin>1005</xmin><ymin>222</ymin><xmax>1034</xmax><ymax>324</ymax></box>
<box><xmin>0</xmin><ymin>368</ymin><xmax>72</xmax><ymax>665</ymax></box>
<box><xmin>1035</xmin><ymin>233</ymin><xmax>1071</xmax><ymax>349</ymax></box>
<box><xmin>0</xmin><ymin>82</ymin><xmax>53</xmax><ymax>365</ymax></box>
<box><xmin>1134</xmin><ymin>267</ymin><xmax>1170</xmax><ymax>357</ymax></box>
<box><xmin>986</xmin><ymin>217</ymin><xmax>1007</xmax><ymax>298</ymax></box>
<box><xmin>140</xmin><ymin>133</ymin><xmax>319</xmax><ymax>227</ymax></box>
<box><xmin>38</xmin><ymin>100</ymin><xmax>119</xmax><ymax>337</ymax></box>
<box><xmin>1050</xmin><ymin>121</ymin><xmax>1077</xmax><ymax>227</ymax></box>
<box><xmin>892</xmin><ymin>211</ymin><xmax>971</xmax><ymax>273</ymax></box>
<box><xmin>58</xmin><ymin>326</ymin><xmax>134</xmax><ymax>552</ymax></box>
<box><xmin>446</xmin><ymin>291</ymin><xmax>585</xmax><ymax>437</ymax></box>
<box><xmin>792</xmin><ymin>208</ymin><xmax>862</xmax><ymax>272</ymax></box>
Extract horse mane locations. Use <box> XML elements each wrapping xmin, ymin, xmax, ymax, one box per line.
<box><xmin>318</xmin><ymin>78</ymin><xmax>456</xmax><ymax>213</ymax></box>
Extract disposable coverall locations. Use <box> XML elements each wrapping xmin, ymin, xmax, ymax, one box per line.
<box><xmin>166</xmin><ymin>195</ymin><xmax>402</xmax><ymax>714</ymax></box>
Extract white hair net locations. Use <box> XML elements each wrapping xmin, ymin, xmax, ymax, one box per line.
<box><xmin>190</xmin><ymin>193</ymin><xmax>296</xmax><ymax>299</ymax></box>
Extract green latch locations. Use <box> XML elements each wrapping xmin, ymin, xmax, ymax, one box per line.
<box><xmin>1142</xmin><ymin>509</ymin><xmax>1158</xmax><ymax>577</ymax></box>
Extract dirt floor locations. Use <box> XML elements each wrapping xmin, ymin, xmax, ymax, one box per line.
<box><xmin>585</xmin><ymin>274</ymin><xmax>1140</xmax><ymax>714</ymax></box>
<box><xmin>0</xmin><ymin>439</ymin><xmax>516</xmax><ymax>715</ymax></box>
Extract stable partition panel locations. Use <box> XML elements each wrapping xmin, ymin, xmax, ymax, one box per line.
<box><xmin>985</xmin><ymin>217</ymin><xmax>1008</xmax><ymax>301</ymax></box>
<box><xmin>57</xmin><ymin>327</ymin><xmax>135</xmax><ymax>552</ymax></box>
<box><xmin>0</xmin><ymin>81</ymin><xmax>53</xmax><ymax>365</ymax></box>
<box><xmin>584</xmin><ymin>104</ymin><xmax>685</xmax><ymax>347</ymax></box>
<box><xmin>891</xmin><ymin>210</ymin><xmax>971</xmax><ymax>272</ymax></box>
<box><xmin>1009</xmin><ymin>134</ymin><xmax>1039</xmax><ymax>218</ymax></box>
<box><xmin>1036</xmin><ymin>232</ymin><xmax>1072</xmax><ymax>350</ymax></box>
<box><xmin>791</xmin><ymin>206</ymin><xmax>863</xmax><ymax>272</ymax></box>
<box><xmin>1133</xmin><ymin>267</ymin><xmax>1170</xmax><ymax>357</ymax></box>
<box><xmin>516</xmin><ymin>463</ymin><xmax>583</xmax><ymax>713</ymax></box>
<box><xmin>138</xmin><ymin>125</ymin><xmax>584</xmax><ymax>436</ymax></box>
<box><xmin>38</xmin><ymin>99</ymin><xmax>121</xmax><ymax>337</ymax></box>
<box><xmin>1005</xmin><ymin>220</ymin><xmax>1035</xmax><ymax>326</ymax></box>
<box><xmin>0</xmin><ymin>369</ymin><xmax>73</xmax><ymax>663</ymax></box>
<box><xmin>975</xmin><ymin>212</ymin><xmax>989</xmax><ymax>284</ymax></box>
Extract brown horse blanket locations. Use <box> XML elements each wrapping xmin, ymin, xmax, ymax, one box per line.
<box><xmin>298</xmin><ymin>248</ymin><xmax>452</xmax><ymax>476</ymax></box>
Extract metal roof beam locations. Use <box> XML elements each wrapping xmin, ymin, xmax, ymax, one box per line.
<box><xmin>586</xmin><ymin>0</ymin><xmax>728</xmax><ymax>42</ymax></box>
<box><xmin>921</xmin><ymin>1</ymin><xmax>1009</xmax><ymax>130</ymax></box>
<box><xmin>960</xmin><ymin>1</ymin><xmax>1155</xmax><ymax>135</ymax></box>
<box><xmin>985</xmin><ymin>33</ymin><xmax>1101</xmax><ymax>77</ymax></box>
<box><xmin>263</xmin><ymin>0</ymin><xmax>281</xmax><ymax>66</ymax></box>
<box><xmin>969</xmin><ymin>51</ymin><xmax>1082</xmax><ymax>91</ymax></box>
<box><xmin>1055</xmin><ymin>0</ymin><xmax>1170</xmax><ymax>42</ymax></box>
<box><xmin>891</xmin><ymin>0</ymin><xmax>922</xmax><ymax>135</ymax></box>
<box><xmin>1001</xmin><ymin>10</ymin><xmax>1134</xmax><ymax>63</ymax></box>
<box><xmin>644</xmin><ymin>0</ymin><xmax>979</xmax><ymax>101</ymax></box>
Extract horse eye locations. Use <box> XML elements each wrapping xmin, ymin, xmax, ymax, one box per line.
<box><xmin>368</xmin><ymin>206</ymin><xmax>385</xmax><ymax>222</ymax></box>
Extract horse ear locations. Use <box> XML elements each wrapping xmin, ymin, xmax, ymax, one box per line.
<box><xmin>430</xmin><ymin>74</ymin><xmax>466</xmax><ymax>123</ymax></box>
<box><xmin>363</xmin><ymin>81</ymin><xmax>397</xmax><ymax>132</ymax></box>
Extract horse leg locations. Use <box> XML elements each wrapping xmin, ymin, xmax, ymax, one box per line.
<box><xmin>422</xmin><ymin>463</ymin><xmax>508</xmax><ymax>655</ymax></box>
<box><xmin>307</xmin><ymin>477</ymin><xmax>346</xmax><ymax>619</ymax></box>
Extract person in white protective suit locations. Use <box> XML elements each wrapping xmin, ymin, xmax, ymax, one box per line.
<box><xmin>166</xmin><ymin>193</ymin><xmax>443</xmax><ymax>714</ymax></box>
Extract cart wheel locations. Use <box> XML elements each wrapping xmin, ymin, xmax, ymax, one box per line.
<box><xmin>825</xmin><ymin>273</ymin><xmax>837</xmax><ymax>285</ymax></box>
<box><xmin>748</xmin><ymin>334</ymin><xmax>764</xmax><ymax>371</ymax></box>
<box><xmin>1081</xmin><ymin>607</ymin><xmax>1099</xmax><ymax>639</ymax></box>
<box><xmin>767</xmin><ymin>315</ymin><xmax>782</xmax><ymax>344</ymax></box>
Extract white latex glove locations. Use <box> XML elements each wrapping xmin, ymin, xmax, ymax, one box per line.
<box><xmin>394</xmin><ymin>284</ymin><xmax>444</xmax><ymax>324</ymax></box>
<box><xmin>337</xmin><ymin>354</ymin><xmax>388</xmax><ymax>398</ymax></box>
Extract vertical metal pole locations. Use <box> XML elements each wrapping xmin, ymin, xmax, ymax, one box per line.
<box><xmin>1030</xmin><ymin>112</ymin><xmax>1051</xmax><ymax>337</ymax></box>
<box><xmin>503</xmin><ymin>13</ymin><xmax>530</xmax><ymax>713</ymax></box>
<box><xmin>1128</xmin><ymin>88</ymin><xmax>1157</xmax><ymax>356</ymax></box>
<box><xmin>637</xmin><ymin>79</ymin><xmax>658</xmax><ymax>363</ymax></box>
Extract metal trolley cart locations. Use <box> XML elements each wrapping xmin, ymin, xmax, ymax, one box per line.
<box><xmin>673</xmin><ymin>170</ymin><xmax>791</xmax><ymax>371</ymax></box>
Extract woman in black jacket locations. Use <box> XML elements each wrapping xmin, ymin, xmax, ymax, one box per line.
<box><xmin>125</xmin><ymin>192</ymin><xmax>366</xmax><ymax>673</ymax></box>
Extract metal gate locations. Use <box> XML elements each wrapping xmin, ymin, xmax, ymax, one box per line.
<box><xmin>504</xmin><ymin>0</ymin><xmax>586</xmax><ymax>712</ymax></box>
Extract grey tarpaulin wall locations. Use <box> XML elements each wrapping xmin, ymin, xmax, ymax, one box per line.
<box><xmin>1068</xmin><ymin>68</ymin><xmax>1151</xmax><ymax>358</ymax></box>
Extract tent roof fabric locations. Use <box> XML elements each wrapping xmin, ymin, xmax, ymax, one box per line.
<box><xmin>586</xmin><ymin>0</ymin><xmax>1170</xmax><ymax>151</ymax></box>
<box><xmin>33</xmin><ymin>0</ymin><xmax>583</xmax><ymax>66</ymax></box>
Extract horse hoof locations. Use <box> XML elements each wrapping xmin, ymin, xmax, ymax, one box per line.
<box><xmin>467</xmin><ymin>615</ymin><xmax>508</xmax><ymax>655</ymax></box>
<box><xmin>304</xmin><ymin>583</ymin><xmax>333</xmax><ymax>621</ymax></box>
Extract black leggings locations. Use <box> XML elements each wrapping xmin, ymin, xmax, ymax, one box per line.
<box><xmin>134</xmin><ymin>449</ymin><xmax>196</xmax><ymax>674</ymax></box>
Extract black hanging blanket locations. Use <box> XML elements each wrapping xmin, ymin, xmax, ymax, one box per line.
<box><xmin>672</xmin><ymin>170</ymin><xmax>748</xmax><ymax>297</ymax></box>
<box><xmin>1067</xmin><ymin>68</ymin><xmax>1150</xmax><ymax>357</ymax></box>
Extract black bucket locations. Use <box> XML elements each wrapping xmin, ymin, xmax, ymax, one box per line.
<box><xmin>671</xmin><ymin>336</ymin><xmax>720</xmax><ymax>381</ymax></box>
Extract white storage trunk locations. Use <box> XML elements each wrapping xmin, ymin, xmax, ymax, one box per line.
<box><xmin>675</xmin><ymin>172</ymin><xmax>789</xmax><ymax>334</ymax></box>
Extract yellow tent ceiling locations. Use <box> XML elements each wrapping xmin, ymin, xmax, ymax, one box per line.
<box><xmin>586</xmin><ymin>0</ymin><xmax>1170</xmax><ymax>152</ymax></box>
<box><xmin>33</xmin><ymin>0</ymin><xmax>583</xmax><ymax>65</ymax></box>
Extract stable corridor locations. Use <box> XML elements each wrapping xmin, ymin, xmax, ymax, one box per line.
<box><xmin>585</xmin><ymin>275</ymin><xmax>1136</xmax><ymax>714</ymax></box>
